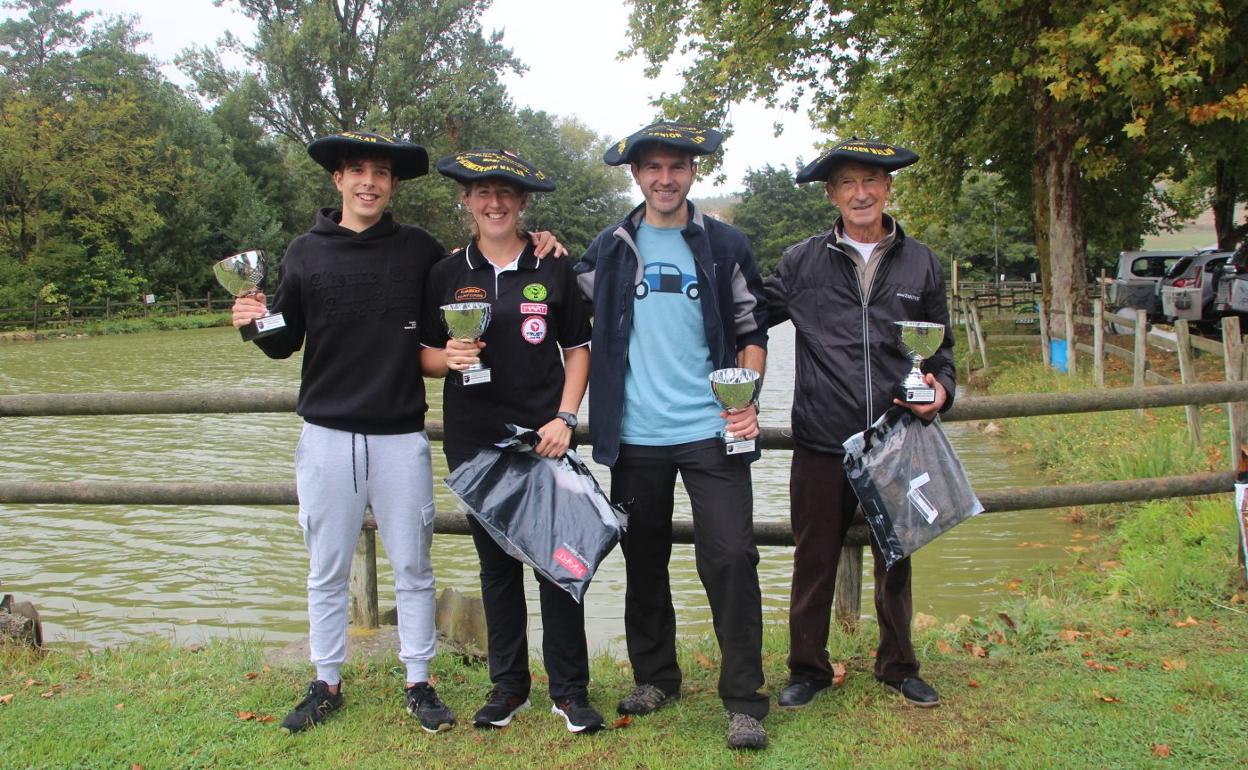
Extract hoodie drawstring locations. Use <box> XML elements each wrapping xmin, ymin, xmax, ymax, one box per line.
<box><xmin>350</xmin><ymin>433</ymin><xmax>371</xmax><ymax>494</ymax></box>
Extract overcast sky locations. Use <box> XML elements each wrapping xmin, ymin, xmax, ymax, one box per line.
<box><xmin>29</xmin><ymin>0</ymin><xmax>830</xmax><ymax>197</ymax></box>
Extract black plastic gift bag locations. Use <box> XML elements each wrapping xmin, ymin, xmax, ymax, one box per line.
<box><xmin>445</xmin><ymin>430</ymin><xmax>626</xmax><ymax>603</ymax></box>
<box><xmin>843</xmin><ymin>407</ymin><xmax>983</xmax><ymax>570</ymax></box>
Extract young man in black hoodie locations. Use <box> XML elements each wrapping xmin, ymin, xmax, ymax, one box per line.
<box><xmin>232</xmin><ymin>131</ymin><xmax>565</xmax><ymax>734</ymax></box>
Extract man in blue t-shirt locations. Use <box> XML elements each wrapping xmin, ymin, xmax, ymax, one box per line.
<box><xmin>575</xmin><ymin>122</ymin><xmax>770</xmax><ymax>750</ymax></box>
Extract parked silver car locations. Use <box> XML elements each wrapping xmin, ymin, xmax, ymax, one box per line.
<box><xmin>1158</xmin><ymin>250</ymin><xmax>1232</xmax><ymax>331</ymax></box>
<box><xmin>1107</xmin><ymin>250</ymin><xmax>1189</xmax><ymax>327</ymax></box>
<box><xmin>1212</xmin><ymin>243</ymin><xmax>1248</xmax><ymax>321</ymax></box>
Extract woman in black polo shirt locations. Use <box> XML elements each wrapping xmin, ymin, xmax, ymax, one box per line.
<box><xmin>419</xmin><ymin>150</ymin><xmax>598</xmax><ymax>734</ymax></box>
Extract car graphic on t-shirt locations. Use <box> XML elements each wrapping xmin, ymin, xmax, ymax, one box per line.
<box><xmin>635</xmin><ymin>262</ymin><xmax>699</xmax><ymax>300</ymax></box>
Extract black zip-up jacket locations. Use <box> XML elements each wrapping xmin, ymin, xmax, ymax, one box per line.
<box><xmin>254</xmin><ymin>208</ymin><xmax>444</xmax><ymax>434</ymax></box>
<box><xmin>575</xmin><ymin>201</ymin><xmax>769</xmax><ymax>467</ymax></box>
<box><xmin>764</xmin><ymin>216</ymin><xmax>955</xmax><ymax>454</ymax></box>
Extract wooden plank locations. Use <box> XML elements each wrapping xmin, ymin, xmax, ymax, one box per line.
<box><xmin>1174</xmin><ymin>319</ymin><xmax>1201</xmax><ymax>446</ymax></box>
<box><xmin>1134</xmin><ymin>310</ymin><xmax>1147</xmax><ymax>417</ymax></box>
<box><xmin>1145</xmin><ymin>370</ymin><xmax>1175</xmax><ymax>385</ymax></box>
<box><xmin>971</xmin><ymin>304</ymin><xmax>989</xmax><ymax>370</ymax></box>
<box><xmin>1063</xmin><ymin>299</ymin><xmax>1076</xmax><ymax>377</ymax></box>
<box><xmin>1093</xmin><ymin>299</ymin><xmax>1105</xmax><ymax>388</ymax></box>
<box><xmin>349</xmin><ymin>522</ymin><xmax>380</xmax><ymax>629</ymax></box>
<box><xmin>1038</xmin><ymin>297</ymin><xmax>1051</xmax><ymax>367</ymax></box>
<box><xmin>1224</xmin><ymin>317</ymin><xmax>1244</xmax><ymax>472</ymax></box>
<box><xmin>1146</xmin><ymin>331</ymin><xmax>1180</xmax><ymax>353</ymax></box>
<box><xmin>1189</xmin><ymin>334</ymin><xmax>1225</xmax><ymax>356</ymax></box>
<box><xmin>833</xmin><ymin>541</ymin><xmax>864</xmax><ymax>630</ymax></box>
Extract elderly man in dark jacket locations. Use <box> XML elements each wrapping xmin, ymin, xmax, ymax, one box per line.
<box><xmin>764</xmin><ymin>139</ymin><xmax>955</xmax><ymax>710</ymax></box>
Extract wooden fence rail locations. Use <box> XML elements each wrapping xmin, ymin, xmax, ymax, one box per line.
<box><xmin>4</xmin><ymin>380</ymin><xmax>1247</xmax><ymax>628</ymax></box>
<box><xmin>0</xmin><ymin>292</ymin><xmax>232</xmax><ymax>331</ymax></box>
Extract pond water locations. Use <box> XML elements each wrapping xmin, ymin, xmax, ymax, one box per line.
<box><xmin>0</xmin><ymin>323</ymin><xmax>1073</xmax><ymax>652</ymax></box>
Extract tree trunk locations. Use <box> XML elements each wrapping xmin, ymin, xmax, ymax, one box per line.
<box><xmin>1038</xmin><ymin>102</ymin><xmax>1087</xmax><ymax>339</ymax></box>
<box><xmin>1030</xmin><ymin>80</ymin><xmax>1052</xmax><ymax>317</ymax></box>
<box><xmin>1213</xmin><ymin>159</ymin><xmax>1240</xmax><ymax>251</ymax></box>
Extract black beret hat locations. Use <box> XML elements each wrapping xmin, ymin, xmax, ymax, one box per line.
<box><xmin>603</xmin><ymin>121</ymin><xmax>724</xmax><ymax>166</ymax></box>
<box><xmin>795</xmin><ymin>138</ymin><xmax>919</xmax><ymax>183</ymax></box>
<box><xmin>306</xmin><ymin>131</ymin><xmax>429</xmax><ymax>180</ymax></box>
<box><xmin>435</xmin><ymin>149</ymin><xmax>556</xmax><ymax>192</ymax></box>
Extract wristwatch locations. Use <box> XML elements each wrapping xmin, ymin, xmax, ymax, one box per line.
<box><xmin>556</xmin><ymin>411</ymin><xmax>578</xmax><ymax>429</ymax></box>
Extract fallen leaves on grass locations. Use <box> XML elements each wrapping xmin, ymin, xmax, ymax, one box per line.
<box><xmin>1092</xmin><ymin>690</ymin><xmax>1120</xmax><ymax>703</ymax></box>
<box><xmin>1163</xmin><ymin>658</ymin><xmax>1188</xmax><ymax>671</ymax></box>
<box><xmin>1059</xmin><ymin>628</ymin><xmax>1083</xmax><ymax>642</ymax></box>
<box><xmin>1173</xmin><ymin>616</ymin><xmax>1200</xmax><ymax>628</ymax></box>
<box><xmin>39</xmin><ymin>685</ymin><xmax>62</xmax><ymax>699</ymax></box>
<box><xmin>694</xmin><ymin>650</ymin><xmax>713</xmax><ymax>669</ymax></box>
<box><xmin>244</xmin><ymin>672</ymin><xmax>259</xmax><ymax>680</ymax></box>
<box><xmin>0</xmin><ymin>694</ymin><xmax>13</xmax><ymax>705</ymax></box>
<box><xmin>967</xmin><ymin>679</ymin><xmax>981</xmax><ymax>688</ymax></box>
<box><xmin>22</xmin><ymin>679</ymin><xmax>39</xmax><ymax>689</ymax></box>
<box><xmin>936</xmin><ymin>639</ymin><xmax>954</xmax><ymax>654</ymax></box>
<box><xmin>1153</xmin><ymin>744</ymin><xmax>1172</xmax><ymax>758</ymax></box>
<box><xmin>115</xmin><ymin>703</ymin><xmax>125</xmax><ymax>709</ymax></box>
<box><xmin>237</xmin><ymin>711</ymin><xmax>256</xmax><ymax>721</ymax></box>
<box><xmin>1114</xmin><ymin>627</ymin><xmax>1133</xmax><ymax>638</ymax></box>
<box><xmin>256</xmin><ymin>715</ymin><xmax>275</xmax><ymax>723</ymax></box>
<box><xmin>964</xmin><ymin>643</ymin><xmax>988</xmax><ymax>658</ymax></box>
<box><xmin>611</xmin><ymin>716</ymin><xmax>632</xmax><ymax>729</ymax></box>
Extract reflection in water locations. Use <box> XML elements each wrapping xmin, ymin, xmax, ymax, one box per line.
<box><xmin>0</xmin><ymin>324</ymin><xmax>1071</xmax><ymax>650</ymax></box>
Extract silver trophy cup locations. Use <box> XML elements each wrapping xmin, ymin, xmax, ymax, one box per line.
<box><xmin>894</xmin><ymin>321</ymin><xmax>945</xmax><ymax>404</ymax></box>
<box><xmin>213</xmin><ymin>250</ymin><xmax>286</xmax><ymax>341</ymax></box>
<box><xmin>442</xmin><ymin>302</ymin><xmax>492</xmax><ymax>386</ymax></box>
<box><xmin>708</xmin><ymin>367</ymin><xmax>762</xmax><ymax>455</ymax></box>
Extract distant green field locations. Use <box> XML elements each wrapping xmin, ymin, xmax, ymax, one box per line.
<box><xmin>1144</xmin><ymin>227</ymin><xmax>1219</xmax><ymax>251</ymax></box>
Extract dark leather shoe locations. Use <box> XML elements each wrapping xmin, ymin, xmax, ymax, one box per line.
<box><xmin>880</xmin><ymin>676</ymin><xmax>940</xmax><ymax>707</ymax></box>
<box><xmin>777</xmin><ymin>680</ymin><xmax>831</xmax><ymax>708</ymax></box>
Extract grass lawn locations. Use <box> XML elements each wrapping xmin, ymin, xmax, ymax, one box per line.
<box><xmin>2</xmin><ymin>607</ymin><xmax>1246</xmax><ymax>769</ymax></box>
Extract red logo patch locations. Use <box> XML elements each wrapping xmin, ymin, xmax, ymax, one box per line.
<box><xmin>454</xmin><ymin>286</ymin><xmax>487</xmax><ymax>301</ymax></box>
<box><xmin>553</xmin><ymin>546</ymin><xmax>588</xmax><ymax>579</ymax></box>
<box><xmin>521</xmin><ymin>315</ymin><xmax>547</xmax><ymax>344</ymax></box>
<box><xmin>520</xmin><ymin>302</ymin><xmax>548</xmax><ymax>316</ymax></box>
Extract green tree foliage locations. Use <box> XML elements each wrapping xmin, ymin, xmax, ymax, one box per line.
<box><xmin>0</xmin><ymin>0</ymin><xmax>285</xmax><ymax>307</ymax></box>
<box><xmin>623</xmin><ymin>0</ymin><xmax>1245</xmax><ymax>326</ymax></box>
<box><xmin>178</xmin><ymin>0</ymin><xmax>520</xmax><ymax>144</ymax></box>
<box><xmin>729</xmin><ymin>164</ymin><xmax>829</xmax><ymax>274</ymax></box>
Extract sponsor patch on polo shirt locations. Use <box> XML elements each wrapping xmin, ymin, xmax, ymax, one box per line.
<box><xmin>455</xmin><ymin>286</ymin><xmax>487</xmax><ymax>301</ymax></box>
<box><xmin>520</xmin><ymin>302</ymin><xmax>548</xmax><ymax>316</ymax></box>
<box><xmin>521</xmin><ymin>315</ymin><xmax>547</xmax><ymax>344</ymax></box>
<box><xmin>522</xmin><ymin>283</ymin><xmax>547</xmax><ymax>301</ymax></box>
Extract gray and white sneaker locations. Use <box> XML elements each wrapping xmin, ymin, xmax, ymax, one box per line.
<box><xmin>726</xmin><ymin>712</ymin><xmax>768</xmax><ymax>750</ymax></box>
<box><xmin>616</xmin><ymin>683</ymin><xmax>679</xmax><ymax>716</ymax></box>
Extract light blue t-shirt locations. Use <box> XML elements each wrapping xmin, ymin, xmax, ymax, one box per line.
<box><xmin>621</xmin><ymin>222</ymin><xmax>724</xmax><ymax>445</ymax></box>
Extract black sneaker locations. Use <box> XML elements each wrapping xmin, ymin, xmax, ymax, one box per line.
<box><xmin>405</xmin><ymin>682</ymin><xmax>456</xmax><ymax>733</ymax></box>
<box><xmin>726</xmin><ymin>712</ymin><xmax>768</xmax><ymax>750</ymax></box>
<box><xmin>473</xmin><ymin>689</ymin><xmax>530</xmax><ymax>728</ymax></box>
<box><xmin>281</xmin><ymin>680</ymin><xmax>344</xmax><ymax>733</ymax></box>
<box><xmin>616</xmin><ymin>683</ymin><xmax>679</xmax><ymax>716</ymax></box>
<box><xmin>551</xmin><ymin>696</ymin><xmax>605</xmax><ymax>734</ymax></box>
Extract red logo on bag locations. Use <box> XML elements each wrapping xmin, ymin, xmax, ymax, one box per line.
<box><xmin>553</xmin><ymin>546</ymin><xmax>588</xmax><ymax>578</ymax></box>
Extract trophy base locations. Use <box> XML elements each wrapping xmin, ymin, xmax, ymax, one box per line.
<box><xmin>240</xmin><ymin>312</ymin><xmax>286</xmax><ymax>341</ymax></box>
<box><xmin>894</xmin><ymin>382</ymin><xmax>936</xmax><ymax>404</ymax></box>
<box><xmin>451</xmin><ymin>367</ymin><xmax>492</xmax><ymax>386</ymax></box>
<box><xmin>719</xmin><ymin>433</ymin><xmax>756</xmax><ymax>456</ymax></box>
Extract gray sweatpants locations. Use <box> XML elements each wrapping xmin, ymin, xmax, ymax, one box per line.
<box><xmin>295</xmin><ymin>422</ymin><xmax>437</xmax><ymax>685</ymax></box>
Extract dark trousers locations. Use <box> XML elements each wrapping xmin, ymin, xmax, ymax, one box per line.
<box><xmin>610</xmin><ymin>439</ymin><xmax>768</xmax><ymax>719</ymax></box>
<box><xmin>788</xmin><ymin>445</ymin><xmax>919</xmax><ymax>683</ymax></box>
<box><xmin>450</xmin><ymin>453</ymin><xmax>589</xmax><ymax>702</ymax></box>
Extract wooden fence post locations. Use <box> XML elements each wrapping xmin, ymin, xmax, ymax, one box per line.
<box><xmin>1063</xmin><ymin>299</ymin><xmax>1076</xmax><ymax>377</ymax></box>
<box><xmin>1092</xmin><ymin>299</ymin><xmax>1105</xmax><ymax>388</ymax></box>
<box><xmin>1038</xmin><ymin>297</ymin><xmax>1051</xmax><ymax>367</ymax></box>
<box><xmin>1223</xmin><ymin>316</ymin><xmax>1244</xmax><ymax>472</ymax></box>
<box><xmin>1134</xmin><ymin>309</ymin><xmax>1148</xmax><ymax>418</ymax></box>
<box><xmin>833</xmin><ymin>541</ymin><xmax>863</xmax><ymax>631</ymax></box>
<box><xmin>32</xmin><ymin>299</ymin><xmax>39</xmax><ymax>333</ymax></box>
<box><xmin>175</xmin><ymin>290</ymin><xmax>182</xmax><ymax>316</ymax></box>
<box><xmin>959</xmin><ymin>296</ymin><xmax>976</xmax><ymax>355</ymax></box>
<box><xmin>1174</xmin><ymin>319</ymin><xmax>1201</xmax><ymax>446</ymax></box>
<box><xmin>105</xmin><ymin>297</ymin><xmax>111</xmax><ymax>321</ymax></box>
<box><xmin>971</xmin><ymin>304</ymin><xmax>989</xmax><ymax>370</ymax></box>
<box><xmin>349</xmin><ymin>516</ymin><xmax>380</xmax><ymax>629</ymax></box>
